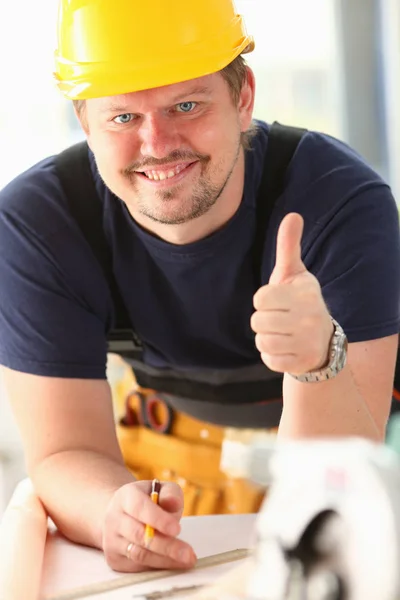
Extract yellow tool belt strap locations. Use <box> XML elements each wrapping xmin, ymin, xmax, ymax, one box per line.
<box><xmin>109</xmin><ymin>359</ymin><xmax>275</xmax><ymax>516</ymax></box>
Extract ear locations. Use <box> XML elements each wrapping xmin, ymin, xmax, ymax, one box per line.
<box><xmin>238</xmin><ymin>66</ymin><xmax>256</xmax><ymax>132</ymax></box>
<box><xmin>73</xmin><ymin>101</ymin><xmax>94</xmax><ymax>152</ymax></box>
<box><xmin>73</xmin><ymin>101</ymin><xmax>90</xmax><ymax>137</ymax></box>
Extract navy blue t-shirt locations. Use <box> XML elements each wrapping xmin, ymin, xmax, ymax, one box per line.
<box><xmin>0</xmin><ymin>121</ymin><xmax>399</xmax><ymax>425</ymax></box>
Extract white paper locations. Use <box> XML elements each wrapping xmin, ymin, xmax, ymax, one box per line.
<box><xmin>40</xmin><ymin>514</ymin><xmax>256</xmax><ymax>599</ymax></box>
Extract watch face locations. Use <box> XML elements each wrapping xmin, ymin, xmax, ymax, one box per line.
<box><xmin>323</xmin><ymin>326</ymin><xmax>347</xmax><ymax>374</ymax></box>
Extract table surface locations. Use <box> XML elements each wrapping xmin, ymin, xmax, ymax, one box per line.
<box><xmin>40</xmin><ymin>513</ymin><xmax>257</xmax><ymax>600</ymax></box>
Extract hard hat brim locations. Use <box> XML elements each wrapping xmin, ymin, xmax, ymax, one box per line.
<box><xmin>55</xmin><ymin>36</ymin><xmax>255</xmax><ymax>101</ymax></box>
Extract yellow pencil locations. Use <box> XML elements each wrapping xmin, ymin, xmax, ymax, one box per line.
<box><xmin>144</xmin><ymin>479</ymin><xmax>160</xmax><ymax>548</ymax></box>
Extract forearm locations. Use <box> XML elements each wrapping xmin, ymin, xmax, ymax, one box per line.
<box><xmin>30</xmin><ymin>450</ymin><xmax>136</xmax><ymax>549</ymax></box>
<box><xmin>279</xmin><ymin>364</ymin><xmax>383</xmax><ymax>442</ymax></box>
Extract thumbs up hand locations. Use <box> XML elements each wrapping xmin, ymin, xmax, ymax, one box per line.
<box><xmin>251</xmin><ymin>213</ymin><xmax>334</xmax><ymax>375</ymax></box>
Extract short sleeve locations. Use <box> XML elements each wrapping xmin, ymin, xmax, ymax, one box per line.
<box><xmin>311</xmin><ymin>184</ymin><xmax>400</xmax><ymax>342</ymax></box>
<box><xmin>0</xmin><ymin>168</ymin><xmax>112</xmax><ymax>379</ymax></box>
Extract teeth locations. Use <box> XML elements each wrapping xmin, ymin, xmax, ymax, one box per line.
<box><xmin>144</xmin><ymin>164</ymin><xmax>188</xmax><ymax>181</ymax></box>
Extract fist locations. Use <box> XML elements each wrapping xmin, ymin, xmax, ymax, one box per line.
<box><xmin>251</xmin><ymin>213</ymin><xmax>333</xmax><ymax>375</ymax></box>
<box><xmin>102</xmin><ymin>480</ymin><xmax>196</xmax><ymax>573</ymax></box>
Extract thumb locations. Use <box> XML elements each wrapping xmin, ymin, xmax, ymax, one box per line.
<box><xmin>270</xmin><ymin>213</ymin><xmax>306</xmax><ymax>284</ymax></box>
<box><xmin>159</xmin><ymin>482</ymin><xmax>185</xmax><ymax>521</ymax></box>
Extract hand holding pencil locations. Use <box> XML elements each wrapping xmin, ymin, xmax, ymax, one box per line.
<box><xmin>101</xmin><ymin>478</ymin><xmax>197</xmax><ymax>573</ymax></box>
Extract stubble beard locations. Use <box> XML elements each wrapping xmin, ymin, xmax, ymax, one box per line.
<box><xmin>129</xmin><ymin>142</ymin><xmax>242</xmax><ymax>226</ymax></box>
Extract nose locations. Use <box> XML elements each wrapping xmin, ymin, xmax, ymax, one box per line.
<box><xmin>138</xmin><ymin>114</ymin><xmax>181</xmax><ymax>159</ymax></box>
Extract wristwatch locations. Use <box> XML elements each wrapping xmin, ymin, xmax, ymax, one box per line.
<box><xmin>289</xmin><ymin>318</ymin><xmax>348</xmax><ymax>383</ymax></box>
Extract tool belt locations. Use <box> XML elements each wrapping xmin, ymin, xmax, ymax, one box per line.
<box><xmin>110</xmin><ymin>357</ymin><xmax>274</xmax><ymax>516</ymax></box>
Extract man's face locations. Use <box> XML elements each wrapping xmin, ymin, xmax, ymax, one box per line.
<box><xmin>82</xmin><ymin>71</ymin><xmax>254</xmax><ymax>226</ymax></box>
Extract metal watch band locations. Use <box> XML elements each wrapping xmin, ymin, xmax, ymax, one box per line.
<box><xmin>289</xmin><ymin>318</ymin><xmax>348</xmax><ymax>383</ymax></box>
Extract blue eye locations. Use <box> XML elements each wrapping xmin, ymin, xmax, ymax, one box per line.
<box><xmin>114</xmin><ymin>113</ymin><xmax>135</xmax><ymax>124</ymax></box>
<box><xmin>176</xmin><ymin>102</ymin><xmax>197</xmax><ymax>113</ymax></box>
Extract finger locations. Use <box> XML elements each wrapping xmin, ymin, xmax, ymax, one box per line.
<box><xmin>253</xmin><ymin>283</ymin><xmax>294</xmax><ymax>312</ymax></box>
<box><xmin>251</xmin><ymin>310</ymin><xmax>294</xmax><ymax>335</ymax></box>
<box><xmin>270</xmin><ymin>213</ymin><xmax>305</xmax><ymax>285</ymax></box>
<box><xmin>255</xmin><ymin>333</ymin><xmax>295</xmax><ymax>356</ymax></box>
<box><xmin>117</xmin><ymin>511</ymin><xmax>147</xmax><ymax>543</ymax></box>
<box><xmin>122</xmin><ymin>536</ymin><xmax>197</xmax><ymax>570</ymax></box>
<box><xmin>117</xmin><ymin>513</ymin><xmax>194</xmax><ymax>564</ymax></box>
<box><xmin>121</xmin><ymin>485</ymin><xmax>181</xmax><ymax>538</ymax></box>
<box><xmin>158</xmin><ymin>483</ymin><xmax>184</xmax><ymax>520</ymax></box>
<box><xmin>107</xmin><ymin>538</ymin><xmax>195</xmax><ymax>574</ymax></box>
<box><xmin>261</xmin><ymin>352</ymin><xmax>322</xmax><ymax>375</ymax></box>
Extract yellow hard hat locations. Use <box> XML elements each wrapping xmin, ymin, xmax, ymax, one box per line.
<box><xmin>54</xmin><ymin>0</ymin><xmax>255</xmax><ymax>100</ymax></box>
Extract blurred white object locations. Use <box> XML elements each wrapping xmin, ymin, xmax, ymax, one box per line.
<box><xmin>0</xmin><ymin>478</ymin><xmax>48</xmax><ymax>600</ymax></box>
<box><xmin>244</xmin><ymin>438</ymin><xmax>400</xmax><ymax>600</ymax></box>
<box><xmin>220</xmin><ymin>430</ymin><xmax>276</xmax><ymax>482</ymax></box>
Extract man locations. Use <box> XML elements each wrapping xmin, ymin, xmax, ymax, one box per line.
<box><xmin>0</xmin><ymin>0</ymin><xmax>399</xmax><ymax>575</ymax></box>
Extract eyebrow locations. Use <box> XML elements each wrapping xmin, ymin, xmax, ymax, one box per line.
<box><xmin>100</xmin><ymin>103</ymin><xmax>132</xmax><ymax>114</ymax></box>
<box><xmin>100</xmin><ymin>86</ymin><xmax>212</xmax><ymax>114</ymax></box>
<box><xmin>171</xmin><ymin>85</ymin><xmax>212</xmax><ymax>102</ymax></box>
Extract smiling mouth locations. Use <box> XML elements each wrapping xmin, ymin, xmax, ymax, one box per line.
<box><xmin>136</xmin><ymin>161</ymin><xmax>197</xmax><ymax>182</ymax></box>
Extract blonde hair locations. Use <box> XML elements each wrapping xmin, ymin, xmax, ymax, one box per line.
<box><xmin>220</xmin><ymin>54</ymin><xmax>257</xmax><ymax>149</ymax></box>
